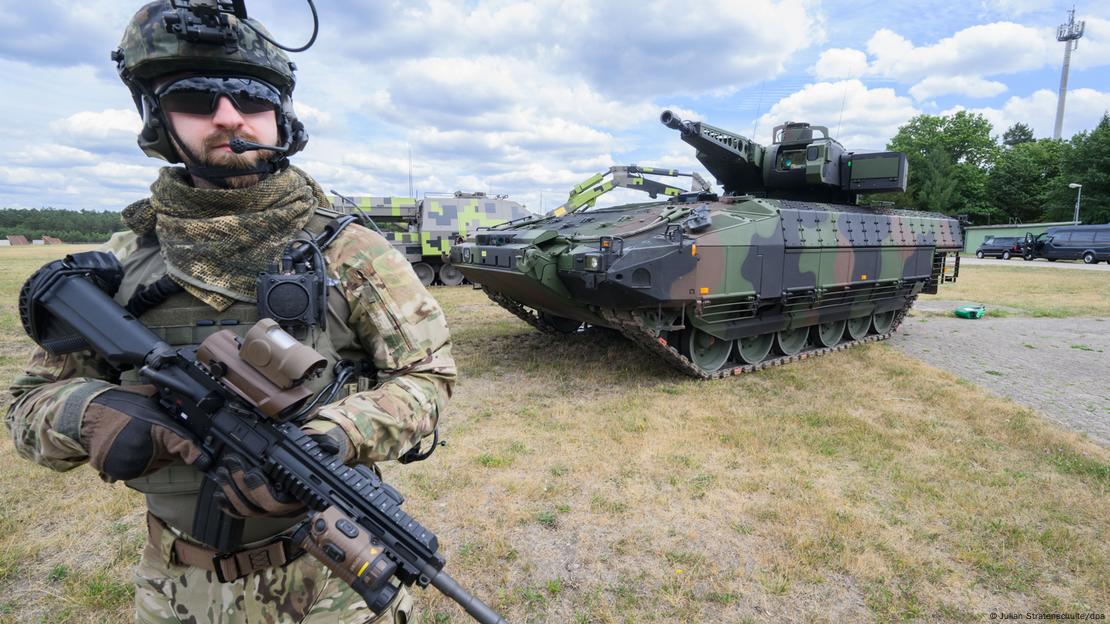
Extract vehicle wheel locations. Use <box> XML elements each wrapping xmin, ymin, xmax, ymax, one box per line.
<box><xmin>736</xmin><ymin>333</ymin><xmax>773</xmax><ymax>364</ymax></box>
<box><xmin>1048</xmin><ymin>258</ymin><xmax>1057</xmax><ymax>262</ymax></box>
<box><xmin>438</xmin><ymin>263</ymin><xmax>465</xmax><ymax>286</ymax></box>
<box><xmin>1083</xmin><ymin>252</ymin><xmax>1096</xmax><ymax>264</ymax></box>
<box><xmin>812</xmin><ymin>320</ymin><xmax>845</xmax><ymax>348</ymax></box>
<box><xmin>538</xmin><ymin>312</ymin><xmax>583</xmax><ymax>334</ymax></box>
<box><xmin>680</xmin><ymin>327</ymin><xmax>732</xmax><ymax>372</ymax></box>
<box><xmin>412</xmin><ymin>262</ymin><xmax>434</xmax><ymax>286</ymax></box>
<box><xmin>774</xmin><ymin>326</ymin><xmax>809</xmax><ymax>356</ymax></box>
<box><xmin>846</xmin><ymin>316</ymin><xmax>871</xmax><ymax>340</ymax></box>
<box><xmin>1002</xmin><ymin>251</ymin><xmax>1011</xmax><ymax>260</ymax></box>
<box><xmin>976</xmin><ymin>250</ymin><xmax>984</xmax><ymax>259</ymax></box>
<box><xmin>1023</xmin><ymin>253</ymin><xmax>1034</xmax><ymax>261</ymax></box>
<box><xmin>871</xmin><ymin>309</ymin><xmax>897</xmax><ymax>334</ymax></box>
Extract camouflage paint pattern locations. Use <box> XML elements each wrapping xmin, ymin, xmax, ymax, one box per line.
<box><xmin>452</xmin><ymin>113</ymin><xmax>963</xmax><ymax>374</ymax></box>
<box><xmin>116</xmin><ymin>0</ymin><xmax>296</xmax><ymax>89</ymax></box>
<box><xmin>6</xmin><ymin>208</ymin><xmax>453</xmax><ymax>617</ymax></box>
<box><xmin>136</xmin><ymin>524</ymin><xmax>413</xmax><ymax>623</ymax></box>
<box><xmin>331</xmin><ymin>193</ymin><xmax>531</xmax><ymax>264</ymax></box>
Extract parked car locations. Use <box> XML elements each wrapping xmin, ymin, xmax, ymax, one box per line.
<box><xmin>975</xmin><ymin>236</ymin><xmax>1023</xmax><ymax>259</ymax></box>
<box><xmin>1023</xmin><ymin>224</ymin><xmax>1110</xmax><ymax>264</ymax></box>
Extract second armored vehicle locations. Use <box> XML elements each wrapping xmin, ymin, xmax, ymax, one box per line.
<box><xmin>331</xmin><ymin>191</ymin><xmax>532</xmax><ymax>285</ymax></box>
<box><xmin>451</xmin><ymin>112</ymin><xmax>963</xmax><ymax>378</ymax></box>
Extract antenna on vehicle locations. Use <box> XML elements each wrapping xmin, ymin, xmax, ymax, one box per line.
<box><xmin>407</xmin><ymin>145</ymin><xmax>415</xmax><ymax>199</ymax></box>
<box><xmin>836</xmin><ymin>82</ymin><xmax>849</xmax><ymax>138</ymax></box>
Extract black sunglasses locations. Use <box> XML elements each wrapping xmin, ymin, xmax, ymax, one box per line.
<box><xmin>156</xmin><ymin>76</ymin><xmax>281</xmax><ymax>116</ymax></box>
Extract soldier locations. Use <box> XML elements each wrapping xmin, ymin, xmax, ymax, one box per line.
<box><xmin>5</xmin><ymin>2</ymin><xmax>455</xmax><ymax>622</ymax></box>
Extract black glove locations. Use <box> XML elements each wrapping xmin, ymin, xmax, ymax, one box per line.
<box><xmin>209</xmin><ymin>454</ymin><xmax>305</xmax><ymax>518</ymax></box>
<box><xmin>82</xmin><ymin>386</ymin><xmax>202</xmax><ymax>481</ymax></box>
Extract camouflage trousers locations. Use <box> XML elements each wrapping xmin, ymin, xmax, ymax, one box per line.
<box><xmin>134</xmin><ymin>526</ymin><xmax>413</xmax><ymax>623</ymax></box>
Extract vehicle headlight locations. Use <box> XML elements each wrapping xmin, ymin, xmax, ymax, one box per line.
<box><xmin>584</xmin><ymin>254</ymin><xmax>601</xmax><ymax>271</ymax></box>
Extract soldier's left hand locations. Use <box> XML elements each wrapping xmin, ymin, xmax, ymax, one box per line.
<box><xmin>210</xmin><ymin>454</ymin><xmax>305</xmax><ymax>518</ymax></box>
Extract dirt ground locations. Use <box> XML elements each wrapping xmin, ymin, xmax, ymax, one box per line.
<box><xmin>893</xmin><ymin>301</ymin><xmax>1109</xmax><ymax>445</ymax></box>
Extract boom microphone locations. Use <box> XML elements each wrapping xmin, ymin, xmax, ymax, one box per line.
<box><xmin>229</xmin><ymin>137</ymin><xmax>290</xmax><ymax>154</ymax></box>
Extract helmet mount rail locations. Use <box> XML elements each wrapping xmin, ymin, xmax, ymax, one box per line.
<box><xmin>162</xmin><ymin>0</ymin><xmax>319</xmax><ymax>53</ymax></box>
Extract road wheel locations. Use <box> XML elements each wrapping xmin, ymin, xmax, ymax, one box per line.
<box><xmin>976</xmin><ymin>250</ymin><xmax>984</xmax><ymax>259</ymax></box>
<box><xmin>846</xmin><ymin>316</ymin><xmax>871</xmax><ymax>340</ymax></box>
<box><xmin>1083</xmin><ymin>252</ymin><xmax>1096</xmax><ymax>264</ymax></box>
<box><xmin>775</xmin><ymin>326</ymin><xmax>809</xmax><ymax>356</ymax></box>
<box><xmin>1023</xmin><ymin>253</ymin><xmax>1034</xmax><ymax>261</ymax></box>
<box><xmin>412</xmin><ymin>262</ymin><xmax>434</xmax><ymax>286</ymax></box>
<box><xmin>736</xmin><ymin>333</ymin><xmax>773</xmax><ymax>364</ymax></box>
<box><xmin>871</xmin><ymin>310</ymin><xmax>897</xmax><ymax>334</ymax></box>
<box><xmin>1002</xmin><ymin>251</ymin><xmax>1011</xmax><ymax>260</ymax></box>
<box><xmin>680</xmin><ymin>327</ymin><xmax>732</xmax><ymax>373</ymax></box>
<box><xmin>1048</xmin><ymin>258</ymin><xmax>1057</xmax><ymax>262</ymax></box>
<box><xmin>812</xmin><ymin>320</ymin><xmax>845</xmax><ymax>347</ymax></box>
<box><xmin>438</xmin><ymin>263</ymin><xmax>465</xmax><ymax>286</ymax></box>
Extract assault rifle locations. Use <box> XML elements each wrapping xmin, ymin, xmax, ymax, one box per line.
<box><xmin>18</xmin><ymin>251</ymin><xmax>506</xmax><ymax>624</ymax></box>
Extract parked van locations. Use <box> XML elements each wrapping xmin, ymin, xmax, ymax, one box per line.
<box><xmin>1023</xmin><ymin>224</ymin><xmax>1110</xmax><ymax>264</ymax></box>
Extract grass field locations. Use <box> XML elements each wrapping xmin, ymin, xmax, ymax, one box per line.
<box><xmin>918</xmin><ymin>264</ymin><xmax>1110</xmax><ymax>318</ymax></box>
<box><xmin>0</xmin><ymin>246</ymin><xmax>1107</xmax><ymax>623</ymax></box>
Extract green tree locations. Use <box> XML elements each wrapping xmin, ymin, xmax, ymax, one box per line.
<box><xmin>1002</xmin><ymin>122</ymin><xmax>1035</xmax><ymax>146</ymax></box>
<box><xmin>986</xmin><ymin>139</ymin><xmax>1064</xmax><ymax>222</ymax></box>
<box><xmin>887</xmin><ymin>111</ymin><xmax>999</xmax><ymax>221</ymax></box>
<box><xmin>1044</xmin><ymin>113</ymin><xmax>1110</xmax><ymax>225</ymax></box>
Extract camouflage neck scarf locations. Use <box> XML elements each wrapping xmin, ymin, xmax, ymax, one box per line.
<box><xmin>122</xmin><ymin>165</ymin><xmax>326</xmax><ymax>311</ymax></box>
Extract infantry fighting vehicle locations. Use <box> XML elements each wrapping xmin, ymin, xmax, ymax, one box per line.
<box><xmin>331</xmin><ymin>191</ymin><xmax>532</xmax><ymax>286</ymax></box>
<box><xmin>451</xmin><ymin>112</ymin><xmax>963</xmax><ymax>378</ymax></box>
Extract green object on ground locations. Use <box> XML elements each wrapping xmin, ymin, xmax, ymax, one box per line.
<box><xmin>954</xmin><ymin>305</ymin><xmax>986</xmax><ymax>319</ymax></box>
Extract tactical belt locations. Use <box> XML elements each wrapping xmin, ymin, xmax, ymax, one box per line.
<box><xmin>146</xmin><ymin>513</ymin><xmax>305</xmax><ymax>582</ymax></box>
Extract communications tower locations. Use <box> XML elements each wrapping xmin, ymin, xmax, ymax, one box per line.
<box><xmin>1053</xmin><ymin>7</ymin><xmax>1085</xmax><ymax>140</ymax></box>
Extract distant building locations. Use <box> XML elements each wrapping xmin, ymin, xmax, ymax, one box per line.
<box><xmin>0</xmin><ymin>240</ymin><xmax>9</xmax><ymax>247</ymax></box>
<box><xmin>6</xmin><ymin>235</ymin><xmax>29</xmax><ymax>246</ymax></box>
<box><xmin>32</xmin><ymin>239</ymin><xmax>45</xmax><ymax>245</ymax></box>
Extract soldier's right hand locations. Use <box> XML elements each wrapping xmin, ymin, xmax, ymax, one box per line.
<box><xmin>81</xmin><ymin>386</ymin><xmax>202</xmax><ymax>481</ymax></box>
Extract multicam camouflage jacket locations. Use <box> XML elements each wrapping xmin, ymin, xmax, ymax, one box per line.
<box><xmin>5</xmin><ymin>208</ymin><xmax>456</xmax><ymax>541</ymax></box>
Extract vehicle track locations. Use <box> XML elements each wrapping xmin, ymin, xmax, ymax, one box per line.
<box><xmin>484</xmin><ymin>286</ymin><xmax>916</xmax><ymax>379</ymax></box>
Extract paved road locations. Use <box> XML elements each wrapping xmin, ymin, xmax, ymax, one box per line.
<box><xmin>890</xmin><ymin>308</ymin><xmax>1110</xmax><ymax>445</ymax></box>
<box><xmin>960</xmin><ymin>256</ymin><xmax>1110</xmax><ymax>271</ymax></box>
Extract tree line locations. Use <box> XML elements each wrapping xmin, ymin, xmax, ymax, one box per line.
<box><xmin>0</xmin><ymin>208</ymin><xmax>123</xmax><ymax>243</ymax></box>
<box><xmin>873</xmin><ymin>111</ymin><xmax>1110</xmax><ymax>225</ymax></box>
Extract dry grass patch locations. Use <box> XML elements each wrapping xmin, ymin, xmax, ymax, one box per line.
<box><xmin>919</xmin><ymin>264</ymin><xmax>1110</xmax><ymax>317</ymax></box>
<box><xmin>0</xmin><ymin>247</ymin><xmax>1107</xmax><ymax>622</ymax></box>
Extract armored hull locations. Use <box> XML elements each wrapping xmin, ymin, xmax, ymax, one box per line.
<box><xmin>452</xmin><ymin>196</ymin><xmax>961</xmax><ymax>377</ymax></box>
<box><xmin>452</xmin><ymin>112</ymin><xmax>964</xmax><ymax>377</ymax></box>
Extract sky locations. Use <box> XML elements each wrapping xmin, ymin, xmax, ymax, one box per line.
<box><xmin>0</xmin><ymin>0</ymin><xmax>1108</xmax><ymax>214</ymax></box>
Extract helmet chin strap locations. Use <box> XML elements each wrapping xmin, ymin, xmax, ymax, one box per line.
<box><xmin>162</xmin><ymin>113</ymin><xmax>289</xmax><ymax>189</ymax></box>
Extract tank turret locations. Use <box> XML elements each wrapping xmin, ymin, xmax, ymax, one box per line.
<box><xmin>660</xmin><ymin>110</ymin><xmax>907</xmax><ymax>202</ymax></box>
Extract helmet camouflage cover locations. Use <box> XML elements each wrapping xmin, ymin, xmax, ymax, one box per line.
<box><xmin>113</xmin><ymin>0</ymin><xmax>305</xmax><ymax>163</ymax></box>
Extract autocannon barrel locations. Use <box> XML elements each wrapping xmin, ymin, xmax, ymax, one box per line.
<box><xmin>660</xmin><ymin>109</ymin><xmax>688</xmax><ymax>132</ymax></box>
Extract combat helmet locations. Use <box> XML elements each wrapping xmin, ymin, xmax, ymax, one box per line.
<box><xmin>112</xmin><ymin>1</ymin><xmax>309</xmax><ymax>180</ymax></box>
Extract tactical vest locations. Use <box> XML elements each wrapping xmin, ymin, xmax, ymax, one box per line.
<box><xmin>117</xmin><ymin>210</ymin><xmax>367</xmax><ymax>546</ymax></box>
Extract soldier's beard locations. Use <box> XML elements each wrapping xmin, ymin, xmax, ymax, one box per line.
<box><xmin>189</xmin><ymin>130</ymin><xmax>275</xmax><ymax>189</ymax></box>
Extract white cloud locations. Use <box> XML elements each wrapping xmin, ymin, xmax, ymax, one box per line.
<box><xmin>49</xmin><ymin>108</ymin><xmax>141</xmax><ymax>140</ymax></box>
<box><xmin>948</xmin><ymin>88</ymin><xmax>1110</xmax><ymax>139</ymax></box>
<box><xmin>813</xmin><ymin>48</ymin><xmax>869</xmax><ymax>79</ymax></box>
<box><xmin>754</xmin><ymin>80</ymin><xmax>920</xmax><ymax>150</ymax></box>
<box><xmin>867</xmin><ymin>23</ymin><xmax>1052</xmax><ymax>83</ymax></box>
<box><xmin>813</xmin><ymin>19</ymin><xmax>1110</xmax><ymax>102</ymax></box>
<box><xmin>1069</xmin><ymin>17</ymin><xmax>1110</xmax><ymax>71</ymax></box>
<box><xmin>8</xmin><ymin>144</ymin><xmax>98</xmax><ymax>168</ymax></box>
<box><xmin>909</xmin><ymin>76</ymin><xmax>1008</xmax><ymax>100</ymax></box>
